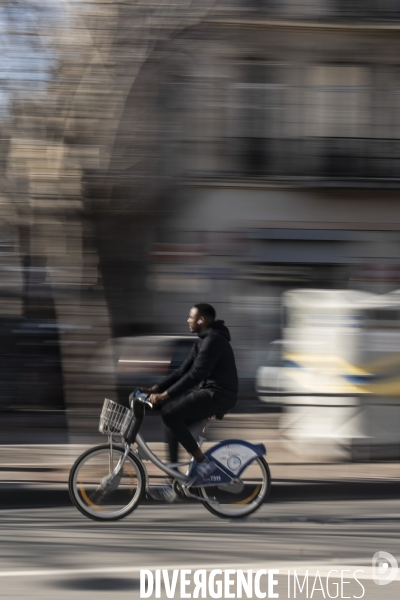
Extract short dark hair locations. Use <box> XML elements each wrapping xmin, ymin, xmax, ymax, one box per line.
<box><xmin>193</xmin><ymin>303</ymin><xmax>216</xmax><ymax>321</ymax></box>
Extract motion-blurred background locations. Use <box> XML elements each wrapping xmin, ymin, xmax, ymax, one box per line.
<box><xmin>1</xmin><ymin>0</ymin><xmax>400</xmax><ymax>485</ymax></box>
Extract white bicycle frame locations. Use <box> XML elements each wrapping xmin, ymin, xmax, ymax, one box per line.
<box><xmin>133</xmin><ymin>432</ymin><xmax>237</xmax><ymax>504</ymax></box>
<box><xmin>95</xmin><ymin>395</ymin><xmax>268</xmax><ymax>514</ymax></box>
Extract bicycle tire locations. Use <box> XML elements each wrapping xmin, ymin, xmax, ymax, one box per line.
<box><xmin>200</xmin><ymin>456</ymin><xmax>271</xmax><ymax>519</ymax></box>
<box><xmin>69</xmin><ymin>444</ymin><xmax>146</xmax><ymax>521</ymax></box>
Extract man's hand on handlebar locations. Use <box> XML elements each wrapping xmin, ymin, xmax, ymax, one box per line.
<box><xmin>138</xmin><ymin>385</ymin><xmax>159</xmax><ymax>394</ymax></box>
<box><xmin>149</xmin><ymin>391</ymin><xmax>169</xmax><ymax>406</ymax></box>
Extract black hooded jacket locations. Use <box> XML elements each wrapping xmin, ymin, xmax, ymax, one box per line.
<box><xmin>157</xmin><ymin>320</ymin><xmax>238</xmax><ymax>400</ymax></box>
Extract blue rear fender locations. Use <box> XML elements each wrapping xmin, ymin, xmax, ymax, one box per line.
<box><xmin>205</xmin><ymin>439</ymin><xmax>266</xmax><ymax>478</ymax></box>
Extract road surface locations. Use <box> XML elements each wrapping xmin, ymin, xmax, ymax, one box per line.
<box><xmin>0</xmin><ymin>495</ymin><xmax>399</xmax><ymax>599</ymax></box>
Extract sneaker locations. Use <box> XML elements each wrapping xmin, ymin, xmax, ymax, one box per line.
<box><xmin>148</xmin><ymin>481</ymin><xmax>177</xmax><ymax>503</ymax></box>
<box><xmin>188</xmin><ymin>456</ymin><xmax>218</xmax><ymax>485</ymax></box>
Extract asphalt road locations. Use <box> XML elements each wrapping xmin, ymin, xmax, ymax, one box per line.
<box><xmin>1</xmin><ymin>497</ymin><xmax>399</xmax><ymax>600</ymax></box>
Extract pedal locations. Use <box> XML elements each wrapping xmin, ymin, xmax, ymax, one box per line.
<box><xmin>172</xmin><ymin>479</ymin><xmax>187</xmax><ymax>500</ymax></box>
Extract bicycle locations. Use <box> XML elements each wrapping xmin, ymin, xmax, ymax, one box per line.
<box><xmin>69</xmin><ymin>391</ymin><xmax>271</xmax><ymax>521</ymax></box>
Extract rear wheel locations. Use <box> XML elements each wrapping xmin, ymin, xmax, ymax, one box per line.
<box><xmin>69</xmin><ymin>444</ymin><xmax>146</xmax><ymax>521</ymax></box>
<box><xmin>200</xmin><ymin>456</ymin><xmax>270</xmax><ymax>519</ymax></box>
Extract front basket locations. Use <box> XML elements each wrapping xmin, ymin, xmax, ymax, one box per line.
<box><xmin>99</xmin><ymin>398</ymin><xmax>133</xmax><ymax>436</ymax></box>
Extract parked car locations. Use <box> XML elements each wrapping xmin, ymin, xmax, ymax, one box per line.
<box><xmin>114</xmin><ymin>335</ymin><xmax>194</xmax><ymax>403</ymax></box>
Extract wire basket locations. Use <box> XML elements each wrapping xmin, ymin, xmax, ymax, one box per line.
<box><xmin>99</xmin><ymin>398</ymin><xmax>133</xmax><ymax>437</ymax></box>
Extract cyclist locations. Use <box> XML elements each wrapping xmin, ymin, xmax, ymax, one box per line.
<box><xmin>146</xmin><ymin>303</ymin><xmax>238</xmax><ymax>501</ymax></box>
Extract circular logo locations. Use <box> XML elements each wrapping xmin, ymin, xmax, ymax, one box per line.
<box><xmin>372</xmin><ymin>552</ymin><xmax>398</xmax><ymax>586</ymax></box>
<box><xmin>227</xmin><ymin>455</ymin><xmax>242</xmax><ymax>471</ymax></box>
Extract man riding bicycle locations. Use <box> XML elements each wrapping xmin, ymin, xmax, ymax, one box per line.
<box><xmin>146</xmin><ymin>303</ymin><xmax>238</xmax><ymax>501</ymax></box>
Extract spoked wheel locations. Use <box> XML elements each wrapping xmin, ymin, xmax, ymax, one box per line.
<box><xmin>199</xmin><ymin>456</ymin><xmax>271</xmax><ymax>519</ymax></box>
<box><xmin>69</xmin><ymin>444</ymin><xmax>146</xmax><ymax>521</ymax></box>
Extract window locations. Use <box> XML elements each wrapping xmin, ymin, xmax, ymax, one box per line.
<box><xmin>306</xmin><ymin>66</ymin><xmax>371</xmax><ymax>138</ymax></box>
<box><xmin>229</xmin><ymin>83</ymin><xmax>285</xmax><ymax>139</ymax></box>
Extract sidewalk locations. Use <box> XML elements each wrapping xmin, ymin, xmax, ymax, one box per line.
<box><xmin>0</xmin><ymin>442</ymin><xmax>399</xmax><ymax>486</ymax></box>
<box><xmin>0</xmin><ymin>412</ymin><xmax>398</xmax><ymax>508</ymax></box>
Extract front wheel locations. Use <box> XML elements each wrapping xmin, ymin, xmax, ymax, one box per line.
<box><xmin>69</xmin><ymin>444</ymin><xmax>146</xmax><ymax>521</ymax></box>
<box><xmin>200</xmin><ymin>456</ymin><xmax>271</xmax><ymax>519</ymax></box>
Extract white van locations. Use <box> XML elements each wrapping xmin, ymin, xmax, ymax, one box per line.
<box><xmin>256</xmin><ymin>289</ymin><xmax>400</xmax><ymax>461</ymax></box>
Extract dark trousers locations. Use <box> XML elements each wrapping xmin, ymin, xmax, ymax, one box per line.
<box><xmin>160</xmin><ymin>389</ymin><xmax>237</xmax><ymax>463</ymax></box>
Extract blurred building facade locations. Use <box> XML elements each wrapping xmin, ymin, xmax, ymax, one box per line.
<box><xmin>146</xmin><ymin>3</ymin><xmax>400</xmax><ymax>385</ymax></box>
<box><xmin>3</xmin><ymin>0</ymin><xmax>400</xmax><ymax>421</ymax></box>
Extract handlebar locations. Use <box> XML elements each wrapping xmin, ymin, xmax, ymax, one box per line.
<box><xmin>129</xmin><ymin>390</ymin><xmax>153</xmax><ymax>410</ymax></box>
